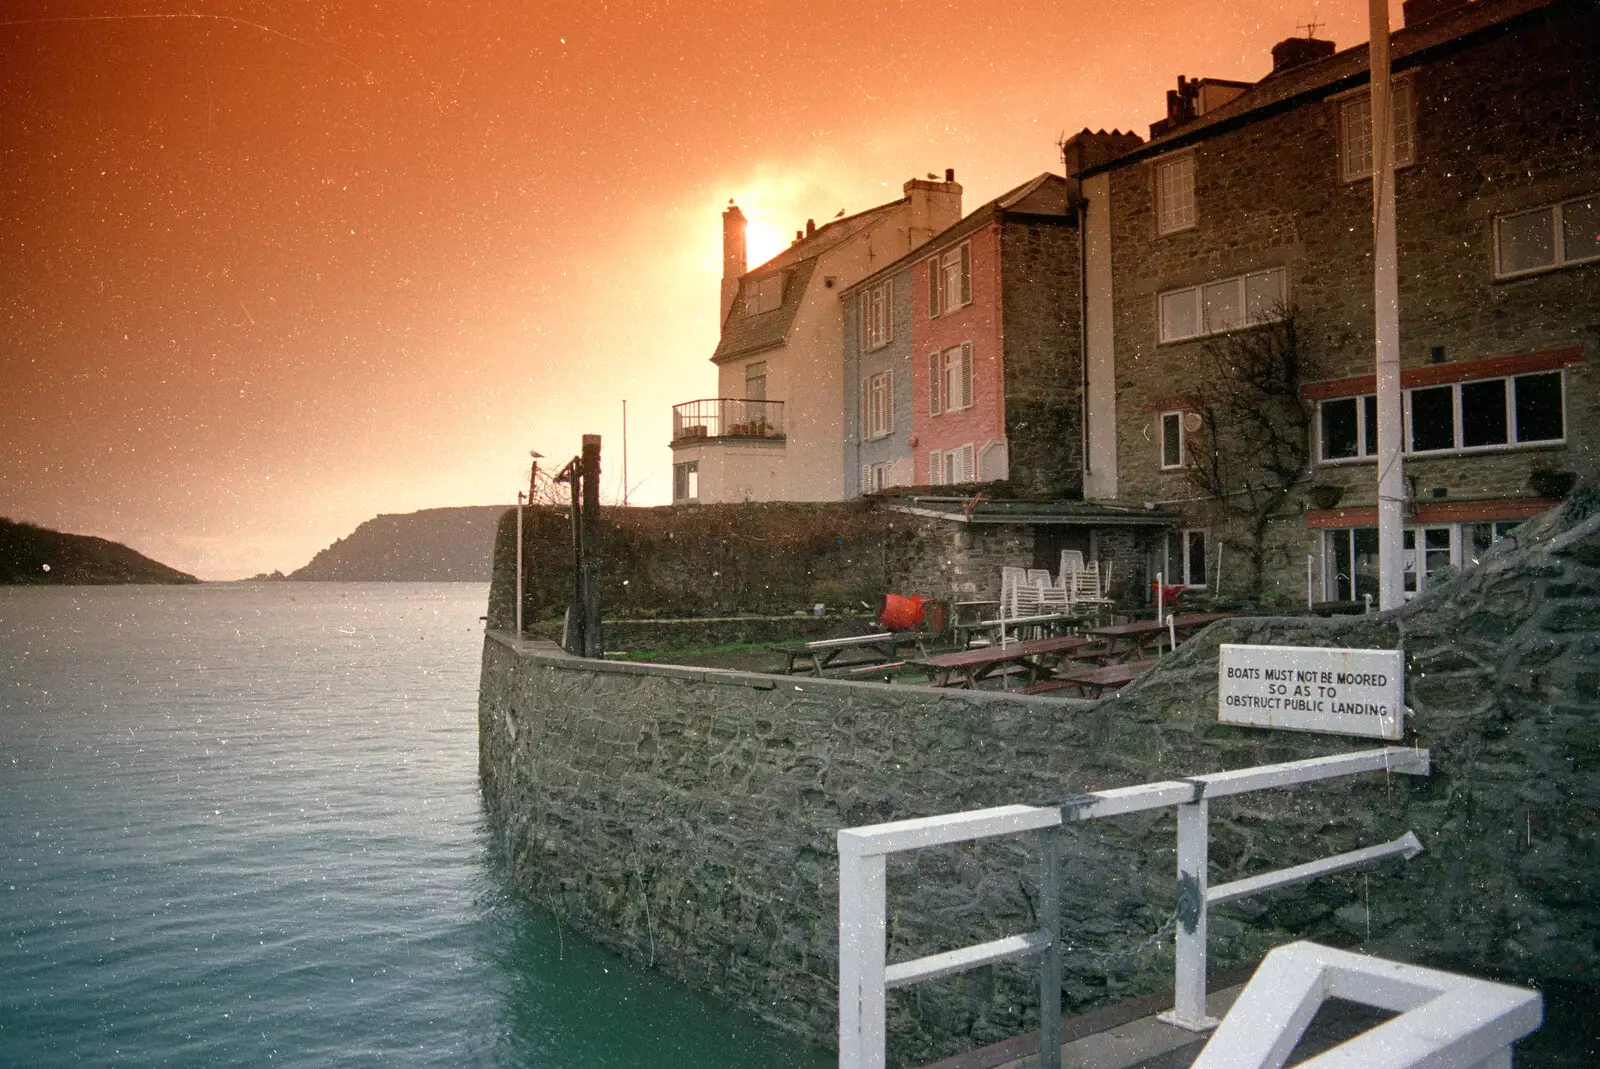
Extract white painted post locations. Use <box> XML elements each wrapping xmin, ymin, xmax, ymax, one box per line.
<box><xmin>515</xmin><ymin>491</ymin><xmax>525</xmax><ymax>635</ymax></box>
<box><xmin>1167</xmin><ymin>614</ymin><xmax>1177</xmax><ymax>657</ymax></box>
<box><xmin>1306</xmin><ymin>553</ymin><xmax>1315</xmax><ymax>609</ymax></box>
<box><xmin>1214</xmin><ymin>541</ymin><xmax>1224</xmax><ymax>595</ymax></box>
<box><xmin>1161</xmin><ymin>798</ymin><xmax>1219</xmax><ymax>1031</ymax></box>
<box><xmin>838</xmin><ymin>850</ymin><xmax>888</xmax><ymax>1069</ymax></box>
<box><xmin>1370</xmin><ymin>0</ymin><xmax>1405</xmax><ymax>611</ymax></box>
<box><xmin>1156</xmin><ymin>571</ymin><xmax>1165</xmax><ymax>624</ymax></box>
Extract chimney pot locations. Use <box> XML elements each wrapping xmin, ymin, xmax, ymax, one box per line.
<box><xmin>945</xmin><ymin>168</ymin><xmax>955</xmax><ymax>182</ymax></box>
<box><xmin>1270</xmin><ymin>36</ymin><xmax>1336</xmax><ymax>73</ymax></box>
<box><xmin>806</xmin><ymin>218</ymin><xmax>815</xmax><ymax>237</ymax></box>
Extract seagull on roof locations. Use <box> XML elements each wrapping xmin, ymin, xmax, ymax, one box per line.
<box><xmin>834</xmin><ymin>208</ymin><xmax>845</xmax><ymax>217</ymax></box>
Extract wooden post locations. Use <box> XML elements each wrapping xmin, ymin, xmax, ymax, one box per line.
<box><xmin>567</xmin><ymin>461</ymin><xmax>585</xmax><ymax>655</ymax></box>
<box><xmin>580</xmin><ymin>435</ymin><xmax>603</xmax><ymax>658</ymax></box>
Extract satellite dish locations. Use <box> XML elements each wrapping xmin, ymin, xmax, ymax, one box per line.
<box><xmin>1184</xmin><ymin>412</ymin><xmax>1203</xmax><ymax>432</ymax></box>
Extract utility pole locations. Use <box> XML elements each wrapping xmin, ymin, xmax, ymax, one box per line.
<box><xmin>580</xmin><ymin>435</ymin><xmax>603</xmax><ymax>657</ymax></box>
<box><xmin>1370</xmin><ymin>0</ymin><xmax>1405</xmax><ymax>610</ymax></box>
<box><xmin>515</xmin><ymin>491</ymin><xmax>524</xmax><ymax>635</ymax></box>
<box><xmin>622</xmin><ymin>400</ymin><xmax>629</xmax><ymax>506</ymax></box>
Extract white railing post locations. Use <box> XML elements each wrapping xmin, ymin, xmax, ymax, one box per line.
<box><xmin>838</xmin><ymin>849</ymin><xmax>888</xmax><ymax>1069</ymax></box>
<box><xmin>1038</xmin><ymin>825</ymin><xmax>1062</xmax><ymax>1069</ymax></box>
<box><xmin>1162</xmin><ymin>797</ymin><xmax>1219</xmax><ymax>1031</ymax></box>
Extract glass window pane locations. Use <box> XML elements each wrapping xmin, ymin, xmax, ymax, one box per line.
<box><xmin>1162</xmin><ymin>413</ymin><xmax>1182</xmax><ymax>467</ymax></box>
<box><xmin>1409</xmin><ymin>386</ymin><xmax>1455</xmax><ymax>452</ymax></box>
<box><xmin>1498</xmin><ymin>209</ymin><xmax>1555</xmax><ymax>275</ymax></box>
<box><xmin>1562</xmin><ymin>197</ymin><xmax>1599</xmax><ymax>263</ymax></box>
<box><xmin>1244</xmin><ymin>269</ymin><xmax>1284</xmax><ymax>323</ymax></box>
<box><xmin>1321</xmin><ymin>398</ymin><xmax>1359</xmax><ymax>459</ymax></box>
<box><xmin>1402</xmin><ymin>529</ymin><xmax>1417</xmax><ymax>593</ymax></box>
<box><xmin>1514</xmin><ymin>372</ymin><xmax>1563</xmax><ymax>442</ymax></box>
<box><xmin>1362</xmin><ymin>395</ymin><xmax>1379</xmax><ymax>456</ymax></box>
<box><xmin>1187</xmin><ymin>531</ymin><xmax>1207</xmax><ymax>587</ymax></box>
<box><xmin>1202</xmin><ymin>280</ymin><xmax>1242</xmax><ymax>334</ymax></box>
<box><xmin>1465</xmin><ymin>522</ymin><xmax>1495</xmax><ymax>567</ymax></box>
<box><xmin>1352</xmin><ymin>528</ymin><xmax>1378</xmax><ymax>601</ymax></box>
<box><xmin>1160</xmin><ymin>288</ymin><xmax>1199</xmax><ymax>341</ymax></box>
<box><xmin>1165</xmin><ymin>536</ymin><xmax>1183</xmax><ymax>583</ymax></box>
<box><xmin>1331</xmin><ymin>530</ymin><xmax>1353</xmax><ymax>601</ymax></box>
<box><xmin>1342</xmin><ymin>97</ymin><xmax>1372</xmax><ymax>179</ymax></box>
<box><xmin>1460</xmin><ymin>379</ymin><xmax>1508</xmax><ymax>447</ymax></box>
<box><xmin>1424</xmin><ymin>528</ymin><xmax>1452</xmax><ymax>584</ymax></box>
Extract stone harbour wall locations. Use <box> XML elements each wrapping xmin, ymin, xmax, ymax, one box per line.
<box><xmin>478</xmin><ymin>494</ymin><xmax>1600</xmax><ymax>1065</ymax></box>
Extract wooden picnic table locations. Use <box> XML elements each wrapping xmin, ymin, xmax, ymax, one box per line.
<box><xmin>910</xmin><ymin>634</ymin><xmax>1102</xmax><ymax>690</ymax></box>
<box><xmin>1085</xmin><ymin>612</ymin><xmax>1237</xmax><ymax>662</ymax></box>
<box><xmin>770</xmin><ymin>632</ymin><xmax>928</xmax><ymax>676</ymax></box>
<box><xmin>960</xmin><ymin>611</ymin><xmax>1084</xmax><ymax>648</ymax></box>
<box><xmin>1044</xmin><ymin>658</ymin><xmax>1161</xmax><ymax>698</ymax></box>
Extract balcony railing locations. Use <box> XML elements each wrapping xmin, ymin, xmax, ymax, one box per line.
<box><xmin>671</xmin><ymin>398</ymin><xmax>785</xmax><ymax>444</ymax></box>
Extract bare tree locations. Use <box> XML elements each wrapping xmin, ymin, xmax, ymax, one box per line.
<box><xmin>1184</xmin><ymin>309</ymin><xmax>1313</xmax><ymax>594</ymax></box>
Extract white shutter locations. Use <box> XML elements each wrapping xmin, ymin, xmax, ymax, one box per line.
<box><xmin>958</xmin><ymin>243</ymin><xmax>971</xmax><ymax>305</ymax></box>
<box><xmin>928</xmin><ymin>258</ymin><xmax>941</xmax><ymax>317</ymax></box>
<box><xmin>929</xmin><ymin>451</ymin><xmax>941</xmax><ymax>484</ymax></box>
<box><xmin>861</xmin><ymin>465</ymin><xmax>871</xmax><ymax>496</ymax></box>
<box><xmin>860</xmin><ymin>378</ymin><xmax>871</xmax><ymax>441</ymax></box>
<box><xmin>858</xmin><ymin>295</ymin><xmax>869</xmax><ymax>350</ymax></box>
<box><xmin>884</xmin><ymin>369</ymin><xmax>893</xmax><ymax>433</ymax></box>
<box><xmin>960</xmin><ymin>442</ymin><xmax>975</xmax><ymax>482</ymax></box>
<box><xmin>960</xmin><ymin>342</ymin><xmax>973</xmax><ymax>409</ymax></box>
<box><xmin>927</xmin><ymin>352</ymin><xmax>941</xmax><ymax>414</ymax></box>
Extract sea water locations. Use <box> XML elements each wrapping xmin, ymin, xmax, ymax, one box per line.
<box><xmin>0</xmin><ymin>583</ymin><xmax>830</xmax><ymax>1068</ymax></box>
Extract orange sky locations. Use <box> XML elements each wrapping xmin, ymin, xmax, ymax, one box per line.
<box><xmin>0</xmin><ymin>0</ymin><xmax>1404</xmax><ymax>579</ymax></box>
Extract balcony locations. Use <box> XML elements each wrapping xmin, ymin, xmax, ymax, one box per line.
<box><xmin>671</xmin><ymin>398</ymin><xmax>785</xmax><ymax>445</ymax></box>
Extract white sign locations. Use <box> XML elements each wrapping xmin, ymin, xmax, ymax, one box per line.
<box><xmin>1218</xmin><ymin>643</ymin><xmax>1404</xmax><ymax>740</ymax></box>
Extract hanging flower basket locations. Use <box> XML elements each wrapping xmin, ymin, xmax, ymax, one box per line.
<box><xmin>1528</xmin><ymin>469</ymin><xmax>1577</xmax><ymax>499</ymax></box>
<box><xmin>1307</xmin><ymin>484</ymin><xmax>1345</xmax><ymax>510</ymax></box>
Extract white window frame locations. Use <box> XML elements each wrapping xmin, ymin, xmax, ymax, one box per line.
<box><xmin>928</xmin><ymin>444</ymin><xmax>975</xmax><ymax>486</ymax></box>
<box><xmin>927</xmin><ymin>342</ymin><xmax>973</xmax><ymax>414</ymax></box>
<box><xmin>744</xmin><ymin>360</ymin><xmax>767</xmax><ymax>401</ymax></box>
<box><xmin>1162</xmin><ymin>529</ymin><xmax>1208</xmax><ymax>588</ymax></box>
<box><xmin>1338</xmin><ymin>78</ymin><xmax>1415</xmax><ymax>183</ymax></box>
<box><xmin>1323</xmin><ymin>520</ymin><xmax>1521</xmax><ymax>601</ymax></box>
<box><xmin>1158</xmin><ymin>267</ymin><xmax>1286</xmax><ymax>343</ymax></box>
<box><xmin>1493</xmin><ymin>194</ymin><xmax>1600</xmax><ymax>279</ymax></box>
<box><xmin>1154</xmin><ymin>152</ymin><xmax>1196</xmax><ymax>235</ymax></box>
<box><xmin>859</xmin><ymin>370</ymin><xmax>893</xmax><ymax>440</ymax></box>
<box><xmin>673</xmin><ymin>461</ymin><xmax>699</xmax><ymax>503</ymax></box>
<box><xmin>860</xmin><ymin>461</ymin><xmax>890</xmax><ymax>495</ymax></box>
<box><xmin>742</xmin><ymin>273</ymin><xmax>784</xmax><ymax>316</ymax></box>
<box><xmin>859</xmin><ymin>282</ymin><xmax>893</xmax><ymax>350</ymax></box>
<box><xmin>1159</xmin><ymin>410</ymin><xmax>1186</xmax><ymax>470</ymax></box>
<box><xmin>1318</xmin><ymin>371</ymin><xmax>1566</xmax><ymax>462</ymax></box>
<box><xmin>927</xmin><ymin>242</ymin><xmax>972</xmax><ymax>318</ymax></box>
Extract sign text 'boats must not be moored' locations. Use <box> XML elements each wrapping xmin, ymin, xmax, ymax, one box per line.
<box><xmin>1218</xmin><ymin>643</ymin><xmax>1404</xmax><ymax>740</ymax></box>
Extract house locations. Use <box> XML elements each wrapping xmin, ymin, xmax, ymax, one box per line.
<box><xmin>669</xmin><ymin>175</ymin><xmax>962</xmax><ymax>504</ymax></box>
<box><xmin>1076</xmin><ymin>0</ymin><xmax>1599</xmax><ymax>601</ymax></box>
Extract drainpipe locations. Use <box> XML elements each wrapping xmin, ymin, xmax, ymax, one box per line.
<box><xmin>1078</xmin><ymin>197</ymin><xmax>1091</xmax><ymax>491</ymax></box>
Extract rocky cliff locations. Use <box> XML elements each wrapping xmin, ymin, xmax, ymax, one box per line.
<box><xmin>0</xmin><ymin>518</ymin><xmax>197</xmax><ymax>585</ymax></box>
<box><xmin>291</xmin><ymin>506</ymin><xmax>510</xmax><ymax>581</ymax></box>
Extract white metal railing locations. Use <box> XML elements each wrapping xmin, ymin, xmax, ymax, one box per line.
<box><xmin>836</xmin><ymin>746</ymin><xmax>1431</xmax><ymax>1069</ymax></box>
<box><xmin>1192</xmin><ymin>941</ymin><xmax>1541</xmax><ymax>1069</ymax></box>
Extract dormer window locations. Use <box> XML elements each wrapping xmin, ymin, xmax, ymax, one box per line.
<box><xmin>1154</xmin><ymin>152</ymin><xmax>1196</xmax><ymax>235</ymax></box>
<box><xmin>742</xmin><ymin>273</ymin><xmax>785</xmax><ymax>316</ymax></box>
<box><xmin>1339</xmin><ymin>79</ymin><xmax>1415</xmax><ymax>182</ymax></box>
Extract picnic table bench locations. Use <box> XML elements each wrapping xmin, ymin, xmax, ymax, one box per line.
<box><xmin>1037</xmin><ymin>658</ymin><xmax>1160</xmax><ymax>698</ymax></box>
<box><xmin>770</xmin><ymin>632</ymin><xmax>928</xmax><ymax>676</ymax></box>
<box><xmin>958</xmin><ymin>611</ymin><xmax>1084</xmax><ymax>648</ymax></box>
<box><xmin>1085</xmin><ymin>612</ymin><xmax>1237</xmax><ymax>662</ymax></box>
<box><xmin>909</xmin><ymin>634</ymin><xmax>1102</xmax><ymax>690</ymax></box>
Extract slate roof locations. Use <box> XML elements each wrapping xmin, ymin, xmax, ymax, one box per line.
<box><xmin>1082</xmin><ymin>0</ymin><xmax>1567</xmax><ymax>176</ymax></box>
<box><xmin>842</xmin><ymin>173</ymin><xmax>1077</xmax><ymax>298</ymax></box>
<box><xmin>712</xmin><ymin>199</ymin><xmax>907</xmax><ymax>364</ymax></box>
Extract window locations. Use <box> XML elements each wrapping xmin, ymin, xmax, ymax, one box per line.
<box><xmin>1405</xmin><ymin>371</ymin><xmax>1565</xmax><ymax>454</ymax></box>
<box><xmin>1318</xmin><ymin>395</ymin><xmax>1379</xmax><ymax>461</ymax></box>
<box><xmin>672</xmin><ymin>461</ymin><xmax>699</xmax><ymax>503</ymax></box>
<box><xmin>860</xmin><ymin>462</ymin><xmax>891</xmax><ymax>495</ymax></box>
<box><xmin>1155</xmin><ymin>153</ymin><xmax>1196</xmax><ymax>235</ymax></box>
<box><xmin>859</xmin><ymin>282</ymin><xmax>893</xmax><ymax>350</ymax></box>
<box><xmin>1321</xmin><ymin>372</ymin><xmax>1564</xmax><ymax>460</ymax></box>
<box><xmin>1163</xmin><ymin>529</ymin><xmax>1208</xmax><ymax>587</ymax></box>
<box><xmin>927</xmin><ymin>342</ymin><xmax>973</xmax><ymax>414</ymax></box>
<box><xmin>1159</xmin><ymin>411</ymin><xmax>1185</xmax><ymax>470</ymax></box>
<box><xmin>1340</xmin><ymin>80</ymin><xmax>1415</xmax><ymax>182</ymax></box>
<box><xmin>929</xmin><ymin>443</ymin><xmax>975</xmax><ymax>485</ymax></box>
<box><xmin>744</xmin><ymin>360</ymin><xmax>766</xmax><ymax>401</ymax></box>
<box><xmin>928</xmin><ymin>242</ymin><xmax>971</xmax><ymax>317</ymax></box>
<box><xmin>742</xmin><ymin>273</ymin><xmax>784</xmax><ymax>316</ymax></box>
<box><xmin>1326</xmin><ymin>521</ymin><xmax>1520</xmax><ymax>601</ymax></box>
<box><xmin>1494</xmin><ymin>195</ymin><xmax>1600</xmax><ymax>278</ymax></box>
<box><xmin>1159</xmin><ymin>267</ymin><xmax>1285</xmax><ymax>342</ymax></box>
<box><xmin>859</xmin><ymin>370</ymin><xmax>892</xmax><ymax>440</ymax></box>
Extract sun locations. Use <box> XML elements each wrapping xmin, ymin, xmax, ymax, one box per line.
<box><xmin>744</xmin><ymin>218</ymin><xmax>785</xmax><ymax>269</ymax></box>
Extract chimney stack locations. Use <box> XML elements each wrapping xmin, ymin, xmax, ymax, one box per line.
<box><xmin>1402</xmin><ymin>0</ymin><xmax>1469</xmax><ymax>25</ymax></box>
<box><xmin>806</xmin><ymin>218</ymin><xmax>816</xmax><ymax>238</ymax></box>
<box><xmin>1062</xmin><ymin>129</ymin><xmax>1146</xmax><ymax>196</ymax></box>
<box><xmin>720</xmin><ymin>203</ymin><xmax>746</xmax><ymax>324</ymax></box>
<box><xmin>903</xmin><ymin>171</ymin><xmax>963</xmax><ymax>253</ymax></box>
<box><xmin>1270</xmin><ymin>36</ymin><xmax>1336</xmax><ymax>73</ymax></box>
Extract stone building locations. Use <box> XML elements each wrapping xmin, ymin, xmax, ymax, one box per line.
<box><xmin>1078</xmin><ymin>0</ymin><xmax>1599</xmax><ymax>601</ymax></box>
<box><xmin>842</xmin><ymin>173</ymin><xmax>1089</xmax><ymax>500</ymax></box>
<box><xmin>669</xmin><ymin>176</ymin><xmax>961</xmax><ymax>504</ymax></box>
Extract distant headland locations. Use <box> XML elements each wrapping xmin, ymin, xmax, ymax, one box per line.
<box><xmin>0</xmin><ymin>518</ymin><xmax>198</xmax><ymax>585</ymax></box>
<box><xmin>288</xmin><ymin>506</ymin><xmax>511</xmax><ymax>582</ymax></box>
